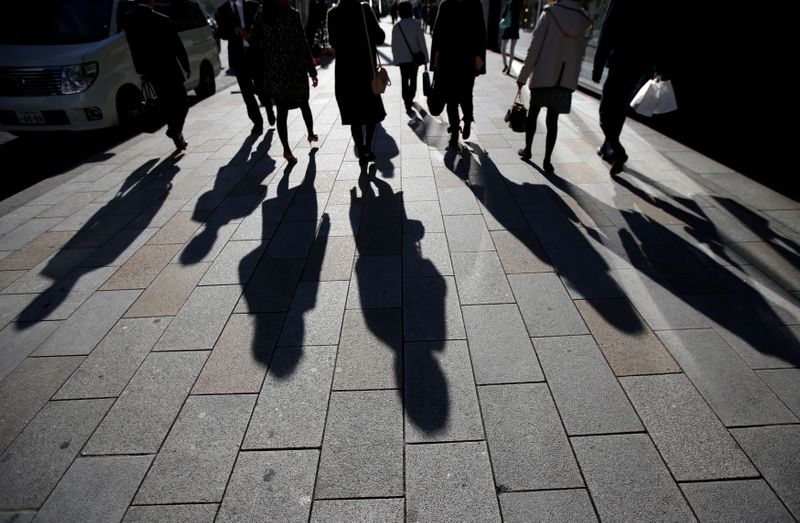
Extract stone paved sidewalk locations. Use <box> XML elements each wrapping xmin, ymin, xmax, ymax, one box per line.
<box><xmin>1</xmin><ymin>23</ymin><xmax>799</xmax><ymax>522</ymax></box>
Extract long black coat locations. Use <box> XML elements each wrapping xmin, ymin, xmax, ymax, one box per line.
<box><xmin>431</xmin><ymin>0</ymin><xmax>486</xmax><ymax>78</ymax></box>
<box><xmin>327</xmin><ymin>0</ymin><xmax>386</xmax><ymax>125</ymax></box>
<box><xmin>125</xmin><ymin>5</ymin><xmax>189</xmax><ymax>83</ymax></box>
<box><xmin>216</xmin><ymin>0</ymin><xmax>260</xmax><ymax>71</ymax></box>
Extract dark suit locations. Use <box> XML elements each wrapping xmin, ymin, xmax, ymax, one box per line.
<box><xmin>125</xmin><ymin>4</ymin><xmax>190</xmax><ymax>139</ymax></box>
<box><xmin>216</xmin><ymin>0</ymin><xmax>269</xmax><ymax>126</ymax></box>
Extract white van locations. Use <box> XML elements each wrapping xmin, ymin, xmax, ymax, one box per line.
<box><xmin>0</xmin><ymin>0</ymin><xmax>221</xmax><ymax>133</ymax></box>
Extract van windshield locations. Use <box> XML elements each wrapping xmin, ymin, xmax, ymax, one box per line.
<box><xmin>0</xmin><ymin>0</ymin><xmax>114</xmax><ymax>45</ymax></box>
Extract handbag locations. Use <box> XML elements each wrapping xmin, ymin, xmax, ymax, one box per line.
<box><xmin>139</xmin><ymin>80</ymin><xmax>164</xmax><ymax>133</ymax></box>
<box><xmin>426</xmin><ymin>72</ymin><xmax>446</xmax><ymax>116</ymax></box>
<box><xmin>504</xmin><ymin>87</ymin><xmax>527</xmax><ymax>132</ymax></box>
<box><xmin>630</xmin><ymin>77</ymin><xmax>678</xmax><ymax>117</ymax></box>
<box><xmin>422</xmin><ymin>70</ymin><xmax>432</xmax><ymax>97</ymax></box>
<box><xmin>399</xmin><ymin>24</ymin><xmax>426</xmax><ymax>66</ymax></box>
<box><xmin>360</xmin><ymin>4</ymin><xmax>391</xmax><ymax>95</ymax></box>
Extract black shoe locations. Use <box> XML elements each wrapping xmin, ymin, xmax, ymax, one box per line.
<box><xmin>251</xmin><ymin>123</ymin><xmax>263</xmax><ymax>135</ymax></box>
<box><xmin>462</xmin><ymin>118</ymin><xmax>472</xmax><ymax>140</ymax></box>
<box><xmin>609</xmin><ymin>152</ymin><xmax>628</xmax><ymax>175</ymax></box>
<box><xmin>518</xmin><ymin>148</ymin><xmax>531</xmax><ymax>160</ymax></box>
<box><xmin>447</xmin><ymin>134</ymin><xmax>459</xmax><ymax>149</ymax></box>
<box><xmin>172</xmin><ymin>134</ymin><xmax>188</xmax><ymax>151</ymax></box>
<box><xmin>543</xmin><ymin>160</ymin><xmax>554</xmax><ymax>173</ymax></box>
<box><xmin>267</xmin><ymin>110</ymin><xmax>276</xmax><ymax>127</ymax></box>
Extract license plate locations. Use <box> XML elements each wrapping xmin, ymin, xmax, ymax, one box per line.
<box><xmin>15</xmin><ymin>110</ymin><xmax>45</xmax><ymax>124</ymax></box>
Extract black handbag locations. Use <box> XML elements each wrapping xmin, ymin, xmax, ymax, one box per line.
<box><xmin>426</xmin><ymin>72</ymin><xmax>445</xmax><ymax>116</ymax></box>
<box><xmin>422</xmin><ymin>70</ymin><xmax>432</xmax><ymax>97</ymax></box>
<box><xmin>504</xmin><ymin>87</ymin><xmax>527</xmax><ymax>132</ymax></box>
<box><xmin>139</xmin><ymin>80</ymin><xmax>164</xmax><ymax>133</ymax></box>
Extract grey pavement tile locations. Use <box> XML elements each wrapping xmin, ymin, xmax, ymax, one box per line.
<box><xmin>217</xmin><ymin>450</ymin><xmax>317</xmax><ymax>523</ymax></box>
<box><xmin>123</xmin><ymin>504</ymin><xmax>218</xmax><ymax>523</ymax></box>
<box><xmin>636</xmin><ymin>243</ymin><xmax>729</xmax><ymax>296</ymax></box>
<box><xmin>175</xmin><ymin>223</ymin><xmax>238</xmax><ymax>264</ymax></box>
<box><xmin>0</xmin><ymin>231</ymin><xmax>75</xmax><ymax>272</ymax></box>
<box><xmin>403</xmin><ymin>276</ymin><xmax>466</xmax><ymax>342</ymax></box>
<box><xmin>33</xmin><ymin>455</ymin><xmax>152</xmax><ymax>523</ymax></box>
<box><xmin>3</xmin><ymin>248</ymin><xmax>93</xmax><ymax>295</ymax></box>
<box><xmin>717</xmin><ymin>265</ymin><xmax>800</xmax><ymax>326</ymax></box>
<box><xmin>356</xmin><ymin>216</ymin><xmax>401</xmax><ymax>255</ymax></box>
<box><xmin>315</xmin><ymin>391</ymin><xmax>403</xmax><ymax>498</ymax></box>
<box><xmin>405</xmin><ymin>340</ymin><xmax>483</xmax><ymax>443</ymax></box>
<box><xmin>499</xmin><ymin>490</ymin><xmax>597</xmax><ymax>523</ymax></box>
<box><xmin>0</xmin><ymin>218</ymin><xmax>62</xmax><ymax>252</ymax></box>
<box><xmin>547</xmin><ymin>247</ymin><xmax>625</xmax><ymax>299</ymax></box>
<box><xmin>403</xmin><ymin>200</ymin><xmax>445</xmax><ymax>234</ymax></box>
<box><xmin>657</xmin><ymin>329</ymin><xmax>797</xmax><ymax>426</ymax></box>
<box><xmin>490</xmin><ymin>229</ymin><xmax>553</xmax><ymax>274</ymax></box>
<box><xmin>0</xmin><ymin>511</ymin><xmax>35</xmax><ymax>522</ymax></box>
<box><xmin>347</xmin><ymin>255</ymin><xmax>401</xmax><ymax>309</ymax></box>
<box><xmin>438</xmin><ymin>187</ymin><xmax>482</xmax><ymax>215</ymax></box>
<box><xmin>402</xmin><ymin>176</ymin><xmax>438</xmax><ymax>203</ymax></box>
<box><xmin>60</xmin><ymin>214</ymin><xmax>140</xmax><ymax>250</ymax></box>
<box><xmin>443</xmin><ymin>214</ymin><xmax>495</xmax><ymax>252</ymax></box>
<box><xmin>701</xmin><ymin>172</ymin><xmax>800</xmax><ymax>210</ymax></box>
<box><xmin>134</xmin><ymin>395</ymin><xmax>256</xmax><ymax>504</ymax></box>
<box><xmin>146</xmin><ymin>211</ymin><xmax>202</xmax><ymax>245</ymax></box>
<box><xmin>731</xmin><ymin>425</ymin><xmax>800</xmax><ymax>519</ymax></box>
<box><xmin>264</xmin><ymin>220</ymin><xmax>317</xmax><ymax>259</ymax></box>
<box><xmin>462</xmin><ymin>304</ymin><xmax>543</xmax><ymax>383</ymax></box>
<box><xmin>231</xmin><ymin>204</ymin><xmax>278</xmax><ymax>242</ymax></box>
<box><xmin>243</xmin><ymin>346</ymin><xmax>335</xmax><ymax>449</ymax></box>
<box><xmin>311</xmin><ymin>499</ymin><xmax>404</xmax><ymax>523</ymax></box>
<box><xmin>572</xmin><ymin>434</ymin><xmax>695</xmax><ymax>522</ymax></box>
<box><xmin>480</xmin><ymin>383</ymin><xmax>582</xmax><ymax>491</ymax></box>
<box><xmin>154</xmin><ymin>285</ymin><xmax>241</xmax><ymax>351</ymax></box>
<box><xmin>235</xmin><ymin>258</ymin><xmax>304</xmax><ymax>313</ymax></box>
<box><xmin>100</xmin><ymin>243</ymin><xmax>182</xmax><ymax>290</ymax></box>
<box><xmin>757</xmin><ymin>369</ymin><xmax>800</xmax><ymax>417</ymax></box>
<box><xmin>535</xmin><ymin>335</ymin><xmax>643</xmax><ymax>435</ymax></box>
<box><xmin>54</xmin><ymin>317</ymin><xmax>169</xmax><ymax>399</ymax></box>
<box><xmin>193</xmin><ymin>313</ymin><xmax>281</xmax><ymax>394</ymax></box>
<box><xmin>34</xmin><ymin>290</ymin><xmax>140</xmax><ymax>356</ymax></box>
<box><xmin>15</xmin><ymin>266</ymin><xmax>117</xmax><ymax>323</ymax></box>
<box><xmin>621</xmin><ymin>374</ymin><xmax>756</xmax><ymax>481</ymax></box>
<box><xmin>318</xmin><ymin>203</ymin><xmax>360</xmax><ymax>237</ymax></box>
<box><xmin>125</xmin><ymin>262</ymin><xmax>209</xmax><ymax>317</ymax></box>
<box><xmin>79</xmin><ymin>227</ymin><xmax>156</xmax><ymax>268</ymax></box>
<box><xmin>0</xmin><ymin>295</ymin><xmax>33</xmax><ymax>331</ymax></box>
<box><xmin>333</xmin><ymin>309</ymin><xmax>401</xmax><ymax>391</ymax></box>
<box><xmin>205</xmin><ymin>194</ymin><xmax>262</xmax><ymax>225</ymax></box>
<box><xmin>127</xmin><ymin>198</ymin><xmax>188</xmax><ymax>229</ymax></box>
<box><xmin>278</xmin><ymin>281</ymin><xmax>349</xmax><ymax>347</ymax></box>
<box><xmin>284</xmin><ymin>192</ymin><xmax>330</xmax><ymax>222</ymax></box>
<box><xmin>509</xmin><ymin>273</ymin><xmax>588</xmax><ymax>337</ymax></box>
<box><xmin>0</xmin><ymin>206</ymin><xmax>48</xmax><ymax>236</ymax></box>
<box><xmin>0</xmin><ymin>321</ymin><xmax>60</xmax><ymax>383</ymax></box>
<box><xmin>402</xmin><ymin>233</ymin><xmax>453</xmax><ymax>277</ymax></box>
<box><xmin>0</xmin><ymin>357</ymin><xmax>82</xmax><ymax>453</ymax></box>
<box><xmin>0</xmin><ymin>399</ymin><xmax>112</xmax><ymax>509</ymax></box>
<box><xmin>576</xmin><ymin>299</ymin><xmax>680</xmax><ymax>376</ymax></box>
<box><xmin>406</xmin><ymin>441</ymin><xmax>501</xmax><ymax>522</ymax></box>
<box><xmin>452</xmin><ymin>251</ymin><xmax>514</xmax><ymax>304</ymax></box>
<box><xmin>401</xmin><ymin>158</ymin><xmax>434</xmax><ymax>178</ymax></box>
<box><xmin>302</xmin><ymin>235</ymin><xmax>356</xmax><ymax>282</ymax></box>
<box><xmin>681</xmin><ymin>480</ymin><xmax>794</xmax><ymax>523</ymax></box>
<box><xmin>83</xmin><ymin>351</ymin><xmax>207</xmax><ymax>454</ymax></box>
<box><xmin>199</xmin><ymin>240</ymin><xmax>262</xmax><ymax>286</ymax></box>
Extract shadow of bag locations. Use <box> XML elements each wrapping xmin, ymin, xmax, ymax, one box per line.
<box><xmin>426</xmin><ymin>72</ymin><xmax>445</xmax><ymax>116</ymax></box>
<box><xmin>504</xmin><ymin>87</ymin><xmax>527</xmax><ymax>132</ymax></box>
<box><xmin>139</xmin><ymin>81</ymin><xmax>164</xmax><ymax>133</ymax></box>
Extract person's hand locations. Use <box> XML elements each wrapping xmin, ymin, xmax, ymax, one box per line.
<box><xmin>474</xmin><ymin>55</ymin><xmax>484</xmax><ymax>73</ymax></box>
<box><xmin>591</xmin><ymin>68</ymin><xmax>602</xmax><ymax>83</ymax></box>
<box><xmin>312</xmin><ymin>76</ymin><xmax>318</xmax><ymax>87</ymax></box>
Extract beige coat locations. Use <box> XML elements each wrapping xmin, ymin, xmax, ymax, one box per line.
<box><xmin>518</xmin><ymin>0</ymin><xmax>591</xmax><ymax>90</ymax></box>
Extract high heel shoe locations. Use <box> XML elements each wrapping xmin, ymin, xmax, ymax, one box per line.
<box><xmin>283</xmin><ymin>150</ymin><xmax>297</xmax><ymax>164</ymax></box>
<box><xmin>308</xmin><ymin>133</ymin><xmax>318</xmax><ymax>144</ymax></box>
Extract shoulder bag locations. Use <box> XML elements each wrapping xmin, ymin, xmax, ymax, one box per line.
<box><xmin>360</xmin><ymin>5</ymin><xmax>391</xmax><ymax>95</ymax></box>
<box><xmin>398</xmin><ymin>24</ymin><xmax>426</xmax><ymax>66</ymax></box>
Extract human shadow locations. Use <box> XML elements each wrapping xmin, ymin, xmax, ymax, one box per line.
<box><xmin>16</xmin><ymin>153</ymin><xmax>182</xmax><ymax>327</ymax></box>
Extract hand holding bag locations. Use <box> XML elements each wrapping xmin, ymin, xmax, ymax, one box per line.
<box><xmin>504</xmin><ymin>87</ymin><xmax>527</xmax><ymax>132</ymax></box>
<box><xmin>426</xmin><ymin>72</ymin><xmax>445</xmax><ymax>116</ymax></box>
<box><xmin>630</xmin><ymin>77</ymin><xmax>678</xmax><ymax>117</ymax></box>
<box><xmin>139</xmin><ymin>80</ymin><xmax>164</xmax><ymax>133</ymax></box>
<box><xmin>361</xmin><ymin>5</ymin><xmax>391</xmax><ymax>95</ymax></box>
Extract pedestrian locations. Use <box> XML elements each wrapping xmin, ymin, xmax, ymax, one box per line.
<box><xmin>499</xmin><ymin>0</ymin><xmax>522</xmax><ymax>74</ymax></box>
<box><xmin>392</xmin><ymin>1</ymin><xmax>429</xmax><ymax>112</ymax></box>
<box><xmin>426</xmin><ymin>1</ymin><xmax>437</xmax><ymax>33</ymax></box>
<box><xmin>516</xmin><ymin>0</ymin><xmax>590</xmax><ymax>171</ymax></box>
<box><xmin>251</xmin><ymin>0</ymin><xmax>319</xmax><ymax>164</ymax></box>
<box><xmin>327</xmin><ymin>0</ymin><xmax>386</xmax><ymax>165</ymax></box>
<box><xmin>430</xmin><ymin>0</ymin><xmax>486</xmax><ymax>148</ymax></box>
<box><xmin>124</xmin><ymin>0</ymin><xmax>191</xmax><ymax>150</ymax></box>
<box><xmin>592</xmin><ymin>0</ymin><xmax>664</xmax><ymax>174</ymax></box>
<box><xmin>216</xmin><ymin>0</ymin><xmax>274</xmax><ymax>134</ymax></box>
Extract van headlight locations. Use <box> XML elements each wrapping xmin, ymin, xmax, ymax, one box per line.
<box><xmin>61</xmin><ymin>62</ymin><xmax>99</xmax><ymax>95</ymax></box>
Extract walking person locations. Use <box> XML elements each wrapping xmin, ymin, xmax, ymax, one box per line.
<box><xmin>328</xmin><ymin>0</ymin><xmax>386</xmax><ymax>165</ymax></box>
<box><xmin>124</xmin><ymin>0</ymin><xmax>191</xmax><ymax>150</ymax></box>
<box><xmin>430</xmin><ymin>0</ymin><xmax>486</xmax><ymax>148</ymax></box>
<box><xmin>499</xmin><ymin>0</ymin><xmax>522</xmax><ymax>74</ymax></box>
<box><xmin>217</xmin><ymin>0</ymin><xmax>274</xmax><ymax>134</ymax></box>
<box><xmin>392</xmin><ymin>2</ymin><xmax>429</xmax><ymax>112</ymax></box>
<box><xmin>252</xmin><ymin>0</ymin><xmax>319</xmax><ymax>164</ymax></box>
<box><xmin>516</xmin><ymin>0</ymin><xmax>590</xmax><ymax>171</ymax></box>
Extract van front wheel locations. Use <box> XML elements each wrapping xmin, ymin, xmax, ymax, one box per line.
<box><xmin>196</xmin><ymin>61</ymin><xmax>216</xmax><ymax>99</ymax></box>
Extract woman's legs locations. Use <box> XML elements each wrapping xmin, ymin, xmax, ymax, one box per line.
<box><xmin>507</xmin><ymin>39</ymin><xmax>517</xmax><ymax>74</ymax></box>
<box><xmin>351</xmin><ymin>122</ymin><xmax>376</xmax><ymax>162</ymax></box>
<box><xmin>501</xmin><ymin>39</ymin><xmax>509</xmax><ymax>71</ymax></box>
<box><xmin>399</xmin><ymin>63</ymin><xmax>414</xmax><ymax>110</ymax></box>
<box><xmin>543</xmin><ymin>108</ymin><xmax>559</xmax><ymax>171</ymax></box>
<box><xmin>276</xmin><ymin>103</ymin><xmax>293</xmax><ymax>160</ymax></box>
<box><xmin>300</xmin><ymin>101</ymin><xmax>317</xmax><ymax>142</ymax></box>
<box><xmin>351</xmin><ymin>124</ymin><xmax>364</xmax><ymax>157</ymax></box>
<box><xmin>519</xmin><ymin>102</ymin><xmax>541</xmax><ymax>159</ymax></box>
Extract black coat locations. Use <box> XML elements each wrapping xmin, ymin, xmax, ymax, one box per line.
<box><xmin>327</xmin><ymin>0</ymin><xmax>386</xmax><ymax>125</ymax></box>
<box><xmin>431</xmin><ymin>0</ymin><xmax>486</xmax><ymax>78</ymax></box>
<box><xmin>125</xmin><ymin>5</ymin><xmax>190</xmax><ymax>82</ymax></box>
<box><xmin>593</xmin><ymin>0</ymin><xmax>667</xmax><ymax>75</ymax></box>
<box><xmin>216</xmin><ymin>0</ymin><xmax>260</xmax><ymax>70</ymax></box>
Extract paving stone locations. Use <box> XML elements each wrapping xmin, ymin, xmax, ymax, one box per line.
<box><xmin>621</xmin><ymin>374</ymin><xmax>756</xmax><ymax>481</ymax></box>
<box><xmin>0</xmin><ymin>511</ymin><xmax>35</xmax><ymax>522</ymax></box>
<box><xmin>135</xmin><ymin>395</ymin><xmax>256</xmax><ymax>504</ymax></box>
<box><xmin>681</xmin><ymin>480</ymin><xmax>794</xmax><ymax>523</ymax></box>
<box><xmin>147</xmin><ymin>211</ymin><xmax>202</xmax><ymax>245</ymax></box>
<box><xmin>79</xmin><ymin>227</ymin><xmax>157</xmax><ymax>267</ymax></box>
<box><xmin>3</xmin><ymin>248</ymin><xmax>93</xmax><ymax>295</ymax></box>
<box><xmin>83</xmin><ymin>351</ymin><xmax>207</xmax><ymax>454</ymax></box>
<box><xmin>406</xmin><ymin>441</ymin><xmax>501</xmax><ymax>522</ymax></box>
<box><xmin>438</xmin><ymin>186</ymin><xmax>482</xmax><ymax>215</ymax></box>
<box><xmin>480</xmin><ymin>383</ymin><xmax>582</xmax><ymax>490</ymax></box>
<box><xmin>33</xmin><ymin>455</ymin><xmax>152</xmax><ymax>523</ymax></box>
<box><xmin>334</xmin><ymin>309</ymin><xmax>401</xmax><ymax>390</ymax></box>
<box><xmin>155</xmin><ymin>285</ymin><xmax>240</xmax><ymax>351</ymax></box>
<box><xmin>302</xmin><ymin>235</ymin><xmax>356</xmax><ymax>282</ymax></box>
<box><xmin>347</xmin><ymin>255</ymin><xmax>401</xmax><ymax>309</ymax></box>
<box><xmin>278</xmin><ymin>280</ymin><xmax>349</xmax><ymax>347</ymax></box>
<box><xmin>34</xmin><ymin>290</ymin><xmax>140</xmax><ymax>356</ymax></box>
<box><xmin>0</xmin><ymin>357</ymin><xmax>82</xmax><ymax>453</ymax></box>
<box><xmin>403</xmin><ymin>200</ymin><xmax>445</xmax><ymax>234</ymax></box>
<box><xmin>572</xmin><ymin>434</ymin><xmax>695</xmax><ymax>522</ymax></box>
<box><xmin>0</xmin><ymin>321</ymin><xmax>60</xmax><ymax>383</ymax></box>
<box><xmin>0</xmin><ymin>295</ymin><xmax>34</xmax><ymax>331</ymax></box>
<box><xmin>0</xmin><ymin>205</ymin><xmax>48</xmax><ymax>236</ymax></box>
<box><xmin>123</xmin><ymin>504</ymin><xmax>218</xmax><ymax>523</ymax></box>
<box><xmin>535</xmin><ymin>335</ymin><xmax>642</xmax><ymax>435</ymax></box>
<box><xmin>402</xmin><ymin>232</ymin><xmax>453</xmax><ymax>277</ymax></box>
<box><xmin>402</xmin><ymin>175</ymin><xmax>438</xmax><ymax>202</ymax></box>
<box><xmin>0</xmin><ymin>399</ymin><xmax>112</xmax><ymax>509</ymax></box>
<box><xmin>17</xmin><ymin>266</ymin><xmax>118</xmax><ymax>323</ymax></box>
<box><xmin>125</xmin><ymin>262</ymin><xmax>209</xmax><ymax>317</ymax></box>
<box><xmin>311</xmin><ymin>499</ymin><xmax>404</xmax><ymax>523</ymax></box>
<box><xmin>0</xmin><ymin>231</ymin><xmax>75</xmax><ymax>271</ymax></box>
<box><xmin>100</xmin><ymin>243</ymin><xmax>182</xmax><ymax>290</ymax></box>
<box><xmin>443</xmin><ymin>214</ymin><xmax>495</xmax><ymax>252</ymax></box>
<box><xmin>176</xmin><ymin>223</ymin><xmax>238</xmax><ymax>264</ymax></box>
<box><xmin>315</xmin><ymin>391</ymin><xmax>403</xmax><ymax>498</ymax></box>
<box><xmin>264</xmin><ymin>220</ymin><xmax>317</xmax><ymax>258</ymax></box>
<box><xmin>546</xmin><ymin>247</ymin><xmax>625</xmax><ymax>299</ymax></box>
<box><xmin>509</xmin><ymin>273</ymin><xmax>588</xmax><ymax>337</ymax></box>
<box><xmin>217</xmin><ymin>450</ymin><xmax>317</xmax><ymax>522</ymax></box>
<box><xmin>55</xmin><ymin>317</ymin><xmax>169</xmax><ymax>399</ymax></box>
<box><xmin>236</xmin><ymin>258</ymin><xmax>304</xmax><ymax>313</ymax></box>
<box><xmin>356</xmin><ymin>216</ymin><xmax>401</xmax><ymax>255</ymax></box>
<box><xmin>452</xmin><ymin>251</ymin><xmax>514</xmax><ymax>304</ymax></box>
<box><xmin>243</xmin><ymin>346</ymin><xmax>335</xmax><ymax>449</ymax></box>
<box><xmin>462</xmin><ymin>304</ymin><xmax>543</xmax><ymax>383</ymax></box>
<box><xmin>490</xmin><ymin>229</ymin><xmax>553</xmax><ymax>274</ymax></box>
<box><xmin>576</xmin><ymin>299</ymin><xmax>680</xmax><ymax>376</ymax></box>
<box><xmin>0</xmin><ymin>218</ymin><xmax>62</xmax><ymax>252</ymax></box>
<box><xmin>403</xmin><ymin>276</ymin><xmax>466</xmax><ymax>341</ymax></box>
<box><xmin>657</xmin><ymin>329</ymin><xmax>797</xmax><ymax>426</ymax></box>
<box><xmin>731</xmin><ymin>425</ymin><xmax>800</xmax><ymax>519</ymax></box>
<box><xmin>757</xmin><ymin>368</ymin><xmax>800</xmax><ymax>417</ymax></box>
<box><xmin>199</xmin><ymin>240</ymin><xmax>262</xmax><ymax>285</ymax></box>
<box><xmin>499</xmin><ymin>490</ymin><xmax>597</xmax><ymax>523</ymax></box>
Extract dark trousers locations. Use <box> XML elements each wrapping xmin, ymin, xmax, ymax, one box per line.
<box><xmin>236</xmin><ymin>48</ymin><xmax>269</xmax><ymax>126</ymax></box>
<box><xmin>152</xmin><ymin>76</ymin><xmax>187</xmax><ymax>137</ymax></box>
<box><xmin>399</xmin><ymin>63</ymin><xmax>419</xmax><ymax>108</ymax></box>
<box><xmin>599</xmin><ymin>66</ymin><xmax>648</xmax><ymax>157</ymax></box>
<box><xmin>445</xmin><ymin>74</ymin><xmax>475</xmax><ymax>133</ymax></box>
